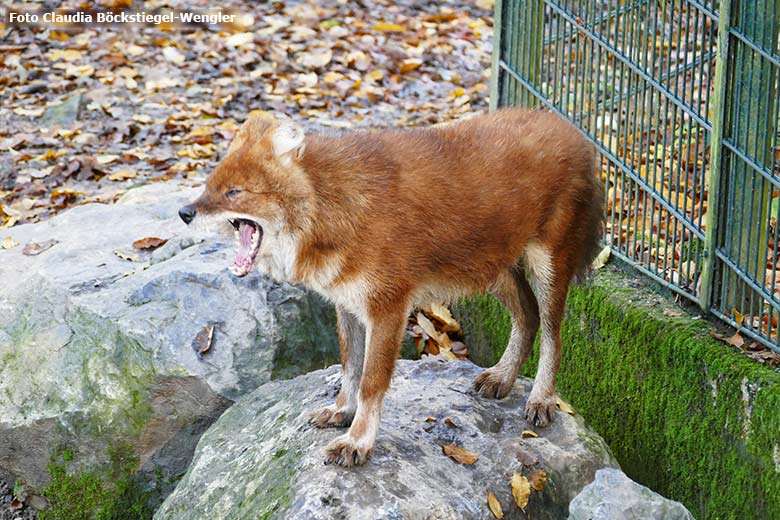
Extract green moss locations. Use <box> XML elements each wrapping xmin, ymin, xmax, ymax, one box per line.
<box><xmin>454</xmin><ymin>265</ymin><xmax>780</xmax><ymax>520</ymax></box>
<box><xmin>40</xmin><ymin>443</ymin><xmax>155</xmax><ymax>520</ymax></box>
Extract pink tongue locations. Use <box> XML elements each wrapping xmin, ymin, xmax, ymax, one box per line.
<box><xmin>232</xmin><ymin>222</ymin><xmax>256</xmax><ymax>274</ymax></box>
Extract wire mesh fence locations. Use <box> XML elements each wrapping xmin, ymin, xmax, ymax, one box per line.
<box><xmin>491</xmin><ymin>0</ymin><xmax>780</xmax><ymax>352</ymax></box>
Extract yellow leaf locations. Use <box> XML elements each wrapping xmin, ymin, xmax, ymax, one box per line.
<box><xmin>487</xmin><ymin>491</ymin><xmax>503</xmax><ymax>519</ymax></box>
<box><xmin>442</xmin><ymin>444</ymin><xmax>479</xmax><ymax>464</ymax></box>
<box><xmin>373</xmin><ymin>22</ymin><xmax>405</xmax><ymax>32</ymax></box>
<box><xmin>732</xmin><ymin>308</ymin><xmax>745</xmax><ymax>327</ymax></box>
<box><xmin>528</xmin><ymin>469</ymin><xmax>547</xmax><ymax>492</ymax></box>
<box><xmin>511</xmin><ymin>473</ymin><xmax>531</xmax><ymax>511</ymax></box>
<box><xmin>556</xmin><ymin>396</ymin><xmax>575</xmax><ymax>415</ymax></box>
<box><xmin>399</xmin><ymin>58</ymin><xmax>423</xmax><ymax>73</ymax></box>
<box><xmin>108</xmin><ymin>169</ymin><xmax>137</xmax><ymax>181</ymax></box>
<box><xmin>428</xmin><ymin>303</ymin><xmax>461</xmax><ymax>332</ymax></box>
<box><xmin>521</xmin><ymin>430</ymin><xmax>538</xmax><ymax>439</ymax></box>
<box><xmin>2</xmin><ymin>236</ymin><xmax>20</xmax><ymax>249</ymax></box>
<box><xmin>450</xmin><ymin>87</ymin><xmax>466</xmax><ymax>98</ymax></box>
<box><xmin>47</xmin><ymin>49</ymin><xmax>82</xmax><ymax>62</ymax></box>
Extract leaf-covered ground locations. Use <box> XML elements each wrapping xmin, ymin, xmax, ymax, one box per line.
<box><xmin>0</xmin><ymin>0</ymin><xmax>493</xmax><ymax>228</ymax></box>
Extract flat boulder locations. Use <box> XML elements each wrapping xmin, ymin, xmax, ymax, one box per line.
<box><xmin>0</xmin><ymin>182</ymin><xmax>339</xmax><ymax>504</ymax></box>
<box><xmin>568</xmin><ymin>468</ymin><xmax>693</xmax><ymax>520</ymax></box>
<box><xmin>156</xmin><ymin>359</ymin><xmax>621</xmax><ymax>520</ymax></box>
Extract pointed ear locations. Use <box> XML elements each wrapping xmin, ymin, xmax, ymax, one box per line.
<box><xmin>271</xmin><ymin>121</ymin><xmax>305</xmax><ymax>165</ymax></box>
<box><xmin>227</xmin><ymin>113</ymin><xmax>275</xmax><ymax>156</ymax></box>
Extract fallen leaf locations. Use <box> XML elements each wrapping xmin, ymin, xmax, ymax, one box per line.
<box><xmin>9</xmin><ymin>498</ymin><xmax>22</xmax><ymax>512</ymax></box>
<box><xmin>444</xmin><ymin>417</ymin><xmax>458</xmax><ymax>428</ymax></box>
<box><xmin>373</xmin><ymin>22</ymin><xmax>405</xmax><ymax>32</ymax></box>
<box><xmin>225</xmin><ymin>32</ymin><xmax>254</xmax><ymax>47</ymax></box>
<box><xmin>162</xmin><ymin>46</ymin><xmax>185</xmax><ymax>65</ymax></box>
<box><xmin>556</xmin><ymin>396</ymin><xmax>575</xmax><ymax>415</ymax></box>
<box><xmin>2</xmin><ymin>236</ymin><xmax>20</xmax><ymax>249</ymax></box>
<box><xmin>528</xmin><ymin>469</ymin><xmax>547</xmax><ymax>491</ymax></box>
<box><xmin>511</xmin><ymin>473</ymin><xmax>531</xmax><ymax>511</ymax></box>
<box><xmin>711</xmin><ymin>330</ymin><xmax>745</xmax><ymax>348</ymax></box>
<box><xmin>424</xmin><ymin>416</ymin><xmax>436</xmax><ymax>422</ymax></box>
<box><xmin>521</xmin><ymin>430</ymin><xmax>538</xmax><ymax>439</ymax></box>
<box><xmin>487</xmin><ymin>491</ymin><xmax>503</xmax><ymax>519</ymax></box>
<box><xmin>732</xmin><ymin>308</ymin><xmax>745</xmax><ymax>327</ymax></box>
<box><xmin>591</xmin><ymin>245</ymin><xmax>611</xmax><ymax>269</ymax></box>
<box><xmin>132</xmin><ymin>237</ymin><xmax>168</xmax><ymax>250</ymax></box>
<box><xmin>22</xmin><ymin>239</ymin><xmax>59</xmax><ymax>256</ymax></box>
<box><xmin>663</xmin><ymin>309</ymin><xmax>683</xmax><ymax>317</ymax></box>
<box><xmin>192</xmin><ymin>324</ymin><xmax>215</xmax><ymax>359</ymax></box>
<box><xmin>47</xmin><ymin>49</ymin><xmax>82</xmax><ymax>61</ymax></box>
<box><xmin>96</xmin><ymin>154</ymin><xmax>120</xmax><ymax>165</ymax></box>
<box><xmin>427</xmin><ymin>303</ymin><xmax>461</xmax><ymax>332</ymax></box>
<box><xmin>113</xmin><ymin>248</ymin><xmax>141</xmax><ymax>262</ymax></box>
<box><xmin>442</xmin><ymin>444</ymin><xmax>479</xmax><ymax>464</ymax></box>
<box><xmin>108</xmin><ymin>169</ymin><xmax>137</xmax><ymax>181</ymax></box>
<box><xmin>399</xmin><ymin>58</ymin><xmax>423</xmax><ymax>73</ymax></box>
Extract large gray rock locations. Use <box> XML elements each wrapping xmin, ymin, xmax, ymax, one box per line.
<box><xmin>0</xmin><ymin>182</ymin><xmax>338</xmax><ymax>500</ymax></box>
<box><xmin>156</xmin><ymin>359</ymin><xmax>619</xmax><ymax>520</ymax></box>
<box><xmin>568</xmin><ymin>468</ymin><xmax>694</xmax><ymax>520</ymax></box>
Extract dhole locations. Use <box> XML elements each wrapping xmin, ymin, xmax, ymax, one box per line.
<box><xmin>179</xmin><ymin>109</ymin><xmax>603</xmax><ymax>467</ymax></box>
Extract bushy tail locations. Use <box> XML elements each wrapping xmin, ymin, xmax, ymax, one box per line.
<box><xmin>574</xmin><ymin>150</ymin><xmax>606</xmax><ymax>283</ymax></box>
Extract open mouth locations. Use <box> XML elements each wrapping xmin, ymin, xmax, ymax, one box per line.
<box><xmin>228</xmin><ymin>218</ymin><xmax>263</xmax><ymax>277</ymax></box>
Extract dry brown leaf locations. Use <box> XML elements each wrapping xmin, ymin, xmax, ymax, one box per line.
<box><xmin>487</xmin><ymin>491</ymin><xmax>503</xmax><ymax>519</ymax></box>
<box><xmin>424</xmin><ymin>416</ymin><xmax>436</xmax><ymax>422</ymax></box>
<box><xmin>132</xmin><ymin>237</ymin><xmax>168</xmax><ymax>250</ymax></box>
<box><xmin>511</xmin><ymin>473</ymin><xmax>531</xmax><ymax>511</ymax></box>
<box><xmin>442</xmin><ymin>444</ymin><xmax>478</xmax><ymax>464</ymax></box>
<box><xmin>22</xmin><ymin>239</ymin><xmax>59</xmax><ymax>256</ymax></box>
<box><xmin>444</xmin><ymin>417</ymin><xmax>458</xmax><ymax>428</ymax></box>
<box><xmin>521</xmin><ymin>430</ymin><xmax>538</xmax><ymax>439</ymax></box>
<box><xmin>192</xmin><ymin>324</ymin><xmax>215</xmax><ymax>359</ymax></box>
<box><xmin>556</xmin><ymin>396</ymin><xmax>575</xmax><ymax>415</ymax></box>
<box><xmin>528</xmin><ymin>469</ymin><xmax>547</xmax><ymax>492</ymax></box>
<box><xmin>711</xmin><ymin>330</ymin><xmax>745</xmax><ymax>349</ymax></box>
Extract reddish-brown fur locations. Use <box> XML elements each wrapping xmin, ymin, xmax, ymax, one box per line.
<box><xmin>182</xmin><ymin>108</ymin><xmax>604</xmax><ymax>466</ymax></box>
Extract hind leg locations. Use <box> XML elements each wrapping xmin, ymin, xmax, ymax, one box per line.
<box><xmin>474</xmin><ymin>267</ymin><xmax>540</xmax><ymax>399</ymax></box>
<box><xmin>524</xmin><ymin>244</ymin><xmax>574</xmax><ymax>427</ymax></box>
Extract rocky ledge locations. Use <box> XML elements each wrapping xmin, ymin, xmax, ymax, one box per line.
<box><xmin>0</xmin><ymin>182</ymin><xmax>339</xmax><ymax>506</ymax></box>
<box><xmin>156</xmin><ymin>359</ymin><xmax>692</xmax><ymax>520</ymax></box>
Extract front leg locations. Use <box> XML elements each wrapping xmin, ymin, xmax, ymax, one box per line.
<box><xmin>310</xmin><ymin>305</ymin><xmax>365</xmax><ymax>428</ymax></box>
<box><xmin>324</xmin><ymin>299</ymin><xmax>406</xmax><ymax>466</ymax></box>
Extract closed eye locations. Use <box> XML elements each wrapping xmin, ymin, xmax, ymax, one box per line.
<box><xmin>225</xmin><ymin>189</ymin><xmax>242</xmax><ymax>199</ymax></box>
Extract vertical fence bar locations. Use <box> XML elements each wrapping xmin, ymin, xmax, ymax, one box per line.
<box><xmin>490</xmin><ymin>0</ymin><xmax>505</xmax><ymax>111</ymax></box>
<box><xmin>699</xmin><ymin>0</ymin><xmax>731</xmax><ymax>311</ymax></box>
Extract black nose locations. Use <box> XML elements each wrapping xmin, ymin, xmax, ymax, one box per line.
<box><xmin>179</xmin><ymin>205</ymin><xmax>196</xmax><ymax>225</ymax></box>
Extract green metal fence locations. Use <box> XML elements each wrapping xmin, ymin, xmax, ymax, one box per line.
<box><xmin>492</xmin><ymin>0</ymin><xmax>780</xmax><ymax>352</ymax></box>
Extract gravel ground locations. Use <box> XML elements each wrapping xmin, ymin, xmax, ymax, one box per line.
<box><xmin>0</xmin><ymin>479</ymin><xmax>37</xmax><ymax>520</ymax></box>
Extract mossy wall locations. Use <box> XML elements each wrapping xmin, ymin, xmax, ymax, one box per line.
<box><xmin>453</xmin><ymin>265</ymin><xmax>780</xmax><ymax>520</ymax></box>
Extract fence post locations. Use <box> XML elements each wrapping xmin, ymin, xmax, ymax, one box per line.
<box><xmin>699</xmin><ymin>0</ymin><xmax>732</xmax><ymax>311</ymax></box>
<box><xmin>489</xmin><ymin>0</ymin><xmax>505</xmax><ymax>111</ymax></box>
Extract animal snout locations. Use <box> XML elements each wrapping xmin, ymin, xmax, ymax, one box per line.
<box><xmin>178</xmin><ymin>204</ymin><xmax>196</xmax><ymax>225</ymax></box>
